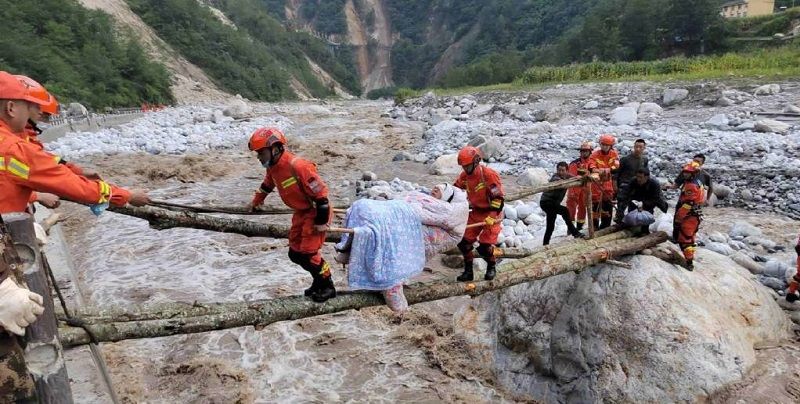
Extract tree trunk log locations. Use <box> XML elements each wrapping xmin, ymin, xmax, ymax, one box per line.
<box><xmin>109</xmin><ymin>206</ymin><xmax>343</xmax><ymax>242</ymax></box>
<box><xmin>58</xmin><ymin>232</ymin><xmax>666</xmax><ymax>347</ymax></box>
<box><xmin>2</xmin><ymin>213</ymin><xmax>74</xmax><ymax>404</ymax></box>
<box><xmin>505</xmin><ymin>176</ymin><xmax>584</xmax><ymax>202</ymax></box>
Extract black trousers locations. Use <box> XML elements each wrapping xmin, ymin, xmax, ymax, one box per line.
<box><xmin>541</xmin><ymin>202</ymin><xmax>577</xmax><ymax>245</ymax></box>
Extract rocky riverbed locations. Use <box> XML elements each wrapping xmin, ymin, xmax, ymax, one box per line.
<box><xmin>40</xmin><ymin>79</ymin><xmax>800</xmax><ymax>403</ymax></box>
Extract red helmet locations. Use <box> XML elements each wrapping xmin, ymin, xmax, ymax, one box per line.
<box><xmin>457</xmin><ymin>146</ymin><xmax>482</xmax><ymax>166</ymax></box>
<box><xmin>14</xmin><ymin>75</ymin><xmax>58</xmax><ymax>115</ymax></box>
<box><xmin>599</xmin><ymin>134</ymin><xmax>616</xmax><ymax>146</ymax></box>
<box><xmin>682</xmin><ymin>161</ymin><xmax>701</xmax><ymax>173</ymax></box>
<box><xmin>579</xmin><ymin>141</ymin><xmax>593</xmax><ymax>151</ymax></box>
<box><xmin>248</xmin><ymin>127</ymin><xmax>286</xmax><ymax>151</ymax></box>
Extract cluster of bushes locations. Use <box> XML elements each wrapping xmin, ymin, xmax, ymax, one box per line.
<box><xmin>0</xmin><ymin>0</ymin><xmax>173</xmax><ymax>109</ymax></box>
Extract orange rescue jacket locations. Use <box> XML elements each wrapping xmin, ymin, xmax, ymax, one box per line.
<box><xmin>0</xmin><ymin>122</ymin><xmax>130</xmax><ymax>213</ymax></box>
<box><xmin>252</xmin><ymin>151</ymin><xmax>328</xmax><ymax>210</ymax></box>
<box><xmin>454</xmin><ymin>165</ymin><xmax>504</xmax><ymax>211</ymax></box>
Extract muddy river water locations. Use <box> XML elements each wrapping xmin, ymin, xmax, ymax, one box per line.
<box><xmin>54</xmin><ymin>101</ymin><xmax>513</xmax><ymax>403</ymax></box>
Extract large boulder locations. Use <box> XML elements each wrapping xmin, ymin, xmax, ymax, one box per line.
<box><xmin>222</xmin><ymin>98</ymin><xmax>252</xmax><ymax>118</ymax></box>
<box><xmin>704</xmin><ymin>114</ymin><xmax>729</xmax><ymax>129</ymax></box>
<box><xmin>518</xmin><ymin>167</ymin><xmax>550</xmax><ymax>188</ymax></box>
<box><xmin>454</xmin><ymin>251</ymin><xmax>791</xmax><ymax>403</ymax></box>
<box><xmin>754</xmin><ymin>119</ymin><xmax>790</xmax><ymax>134</ymax></box>
<box><xmin>478</xmin><ymin>136</ymin><xmax>507</xmax><ymax>160</ymax></box>
<box><xmin>429</xmin><ymin>153</ymin><xmax>461</xmax><ymax>175</ymax></box>
<box><xmin>609</xmin><ymin>107</ymin><xmax>638</xmax><ymax>125</ymax></box>
<box><xmin>662</xmin><ymin>88</ymin><xmax>689</xmax><ymax>106</ymax></box>
<box><xmin>67</xmin><ymin>102</ymin><xmax>88</xmax><ymax>117</ymax></box>
<box><xmin>638</xmin><ymin>102</ymin><xmax>663</xmax><ymax>115</ymax></box>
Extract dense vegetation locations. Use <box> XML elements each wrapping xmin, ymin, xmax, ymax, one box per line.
<box><xmin>386</xmin><ymin>0</ymin><xmax>799</xmax><ymax>89</ymax></box>
<box><xmin>127</xmin><ymin>0</ymin><xmax>359</xmax><ymax>101</ymax></box>
<box><xmin>519</xmin><ymin>44</ymin><xmax>800</xmax><ymax>84</ymax></box>
<box><xmin>0</xmin><ymin>0</ymin><xmax>174</xmax><ymax>109</ymax></box>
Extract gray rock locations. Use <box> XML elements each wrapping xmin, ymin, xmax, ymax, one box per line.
<box><xmin>734</xmin><ymin>121</ymin><xmax>756</xmax><ymax>131</ymax></box>
<box><xmin>504</xmin><ymin>206</ymin><xmax>519</xmax><ymax>221</ymax></box>
<box><xmin>67</xmin><ymin>102</ymin><xmax>88</xmax><ymax>117</ymax></box>
<box><xmin>361</xmin><ymin>171</ymin><xmax>378</xmax><ymax>181</ymax></box>
<box><xmin>420</xmin><ymin>91</ymin><xmax>437</xmax><ymax>107</ymax></box>
<box><xmin>753</xmin><ymin>84</ymin><xmax>781</xmax><ymax>96</ymax></box>
<box><xmin>392</xmin><ymin>152</ymin><xmax>413</xmax><ymax>161</ymax></box>
<box><xmin>516</xmin><ymin>204</ymin><xmax>535</xmax><ymax>220</ymax></box>
<box><xmin>708</xmin><ymin>231</ymin><xmax>727</xmax><ymax>243</ymax></box>
<box><xmin>713</xmin><ymin>185</ymin><xmax>732</xmax><ymax>200</ymax></box>
<box><xmin>429</xmin><ymin>153</ymin><xmax>461</xmax><ymax>175</ymax></box>
<box><xmin>518</xmin><ymin>167</ymin><xmax>550</xmax><ymax>188</ymax></box>
<box><xmin>478</xmin><ymin>137</ymin><xmax>507</xmax><ymax>160</ymax></box>
<box><xmin>638</xmin><ymin>102</ymin><xmax>663</xmax><ymax>115</ymax></box>
<box><xmin>730</xmin><ymin>252</ymin><xmax>764</xmax><ymax>275</ymax></box>
<box><xmin>715</xmin><ymin>97</ymin><xmax>734</xmax><ymax>107</ymax></box>
<box><xmin>428</xmin><ymin>113</ymin><xmax>449</xmax><ymax>126</ymax></box>
<box><xmin>583</xmin><ymin>100</ymin><xmax>600</xmax><ymax>109</ymax></box>
<box><xmin>467</xmin><ymin>134</ymin><xmax>487</xmax><ymax>147</ymax></box>
<box><xmin>764</xmin><ymin>260</ymin><xmax>789</xmax><ymax>279</ymax></box>
<box><xmin>222</xmin><ymin>98</ymin><xmax>252</xmax><ymax>118</ymax></box>
<box><xmin>662</xmin><ymin>88</ymin><xmax>689</xmax><ymax>106</ymax></box>
<box><xmin>454</xmin><ymin>252</ymin><xmax>790</xmax><ymax>403</ymax></box>
<box><xmin>740</xmin><ymin>189</ymin><xmax>754</xmax><ymax>200</ymax></box>
<box><xmin>529</xmin><ymin>122</ymin><xmax>553</xmax><ymax>133</ymax></box>
<box><xmin>449</xmin><ymin>106</ymin><xmax>462</xmax><ymax>116</ymax></box>
<box><xmin>758</xmin><ymin>275</ymin><xmax>786</xmax><ymax>291</ymax></box>
<box><xmin>784</xmin><ymin>104</ymin><xmax>800</xmax><ymax>114</ymax></box>
<box><xmin>610</xmin><ymin>106</ymin><xmax>638</xmax><ymax>125</ymax></box>
<box><xmin>729</xmin><ymin>221</ymin><xmax>762</xmax><ymax>238</ymax></box>
<box><xmin>705</xmin><ymin>242</ymin><xmax>734</xmax><ymax>256</ymax></box>
<box><xmin>754</xmin><ymin>119</ymin><xmax>790</xmax><ymax>134</ymax></box>
<box><xmin>704</xmin><ymin>114</ymin><xmax>729</xmax><ymax>129</ymax></box>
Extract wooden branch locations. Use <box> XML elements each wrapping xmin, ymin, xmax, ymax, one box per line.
<box><xmin>57</xmin><ymin>232</ymin><xmax>666</xmax><ymax>347</ymax></box>
<box><xmin>506</xmin><ymin>176</ymin><xmax>584</xmax><ymax>202</ymax></box>
<box><xmin>108</xmin><ymin>206</ymin><xmax>343</xmax><ymax>242</ymax></box>
<box><xmin>149</xmin><ymin>200</ymin><xmax>348</xmax><ymax>216</ymax></box>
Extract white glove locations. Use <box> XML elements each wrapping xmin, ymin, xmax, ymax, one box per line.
<box><xmin>0</xmin><ymin>277</ymin><xmax>45</xmax><ymax>336</ymax></box>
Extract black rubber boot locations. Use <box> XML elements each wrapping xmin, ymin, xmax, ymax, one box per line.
<box><xmin>787</xmin><ymin>291</ymin><xmax>799</xmax><ymax>303</ymax></box>
<box><xmin>575</xmin><ymin>222</ymin><xmax>583</xmax><ymax>232</ymax></box>
<box><xmin>311</xmin><ymin>277</ymin><xmax>336</xmax><ymax>303</ymax></box>
<box><xmin>457</xmin><ymin>260</ymin><xmax>474</xmax><ymax>282</ymax></box>
<box><xmin>685</xmin><ymin>260</ymin><xmax>694</xmax><ymax>271</ymax></box>
<box><xmin>304</xmin><ymin>277</ymin><xmax>320</xmax><ymax>297</ymax></box>
<box><xmin>484</xmin><ymin>262</ymin><xmax>496</xmax><ymax>281</ymax></box>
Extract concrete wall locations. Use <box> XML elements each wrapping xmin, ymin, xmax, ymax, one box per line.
<box><xmin>40</xmin><ymin>113</ymin><xmax>143</xmax><ymax>143</ymax></box>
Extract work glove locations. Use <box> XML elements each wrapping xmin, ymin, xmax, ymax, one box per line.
<box><xmin>33</xmin><ymin>222</ymin><xmax>47</xmax><ymax>246</ymax></box>
<box><xmin>0</xmin><ymin>278</ymin><xmax>45</xmax><ymax>336</ymax></box>
<box><xmin>484</xmin><ymin>216</ymin><xmax>497</xmax><ymax>226</ymax></box>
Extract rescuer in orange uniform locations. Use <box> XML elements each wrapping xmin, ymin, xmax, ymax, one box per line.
<box><xmin>786</xmin><ymin>233</ymin><xmax>800</xmax><ymax>303</ymax></box>
<box><xmin>453</xmin><ymin>145</ymin><xmax>504</xmax><ymax>282</ymax></box>
<box><xmin>246</xmin><ymin>127</ymin><xmax>336</xmax><ymax>303</ymax></box>
<box><xmin>13</xmin><ymin>75</ymin><xmax>88</xmax><ymax>210</ymax></box>
<box><xmin>590</xmin><ymin>134</ymin><xmax>620</xmax><ymax>230</ymax></box>
<box><xmin>0</xmin><ymin>71</ymin><xmax>150</xmax><ymax>215</ymax></box>
<box><xmin>567</xmin><ymin>141</ymin><xmax>596</xmax><ymax>232</ymax></box>
<box><xmin>673</xmin><ymin>162</ymin><xmax>706</xmax><ymax>271</ymax></box>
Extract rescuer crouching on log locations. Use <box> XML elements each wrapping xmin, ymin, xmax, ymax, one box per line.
<box><xmin>245</xmin><ymin>127</ymin><xmax>336</xmax><ymax>303</ymax></box>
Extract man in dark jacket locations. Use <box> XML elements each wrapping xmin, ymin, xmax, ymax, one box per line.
<box><xmin>616</xmin><ymin>168</ymin><xmax>668</xmax><ymax>230</ymax></box>
<box><xmin>540</xmin><ymin>162</ymin><xmax>584</xmax><ymax>245</ymax></box>
<box><xmin>615</xmin><ymin>138</ymin><xmax>648</xmax><ymax>218</ymax></box>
